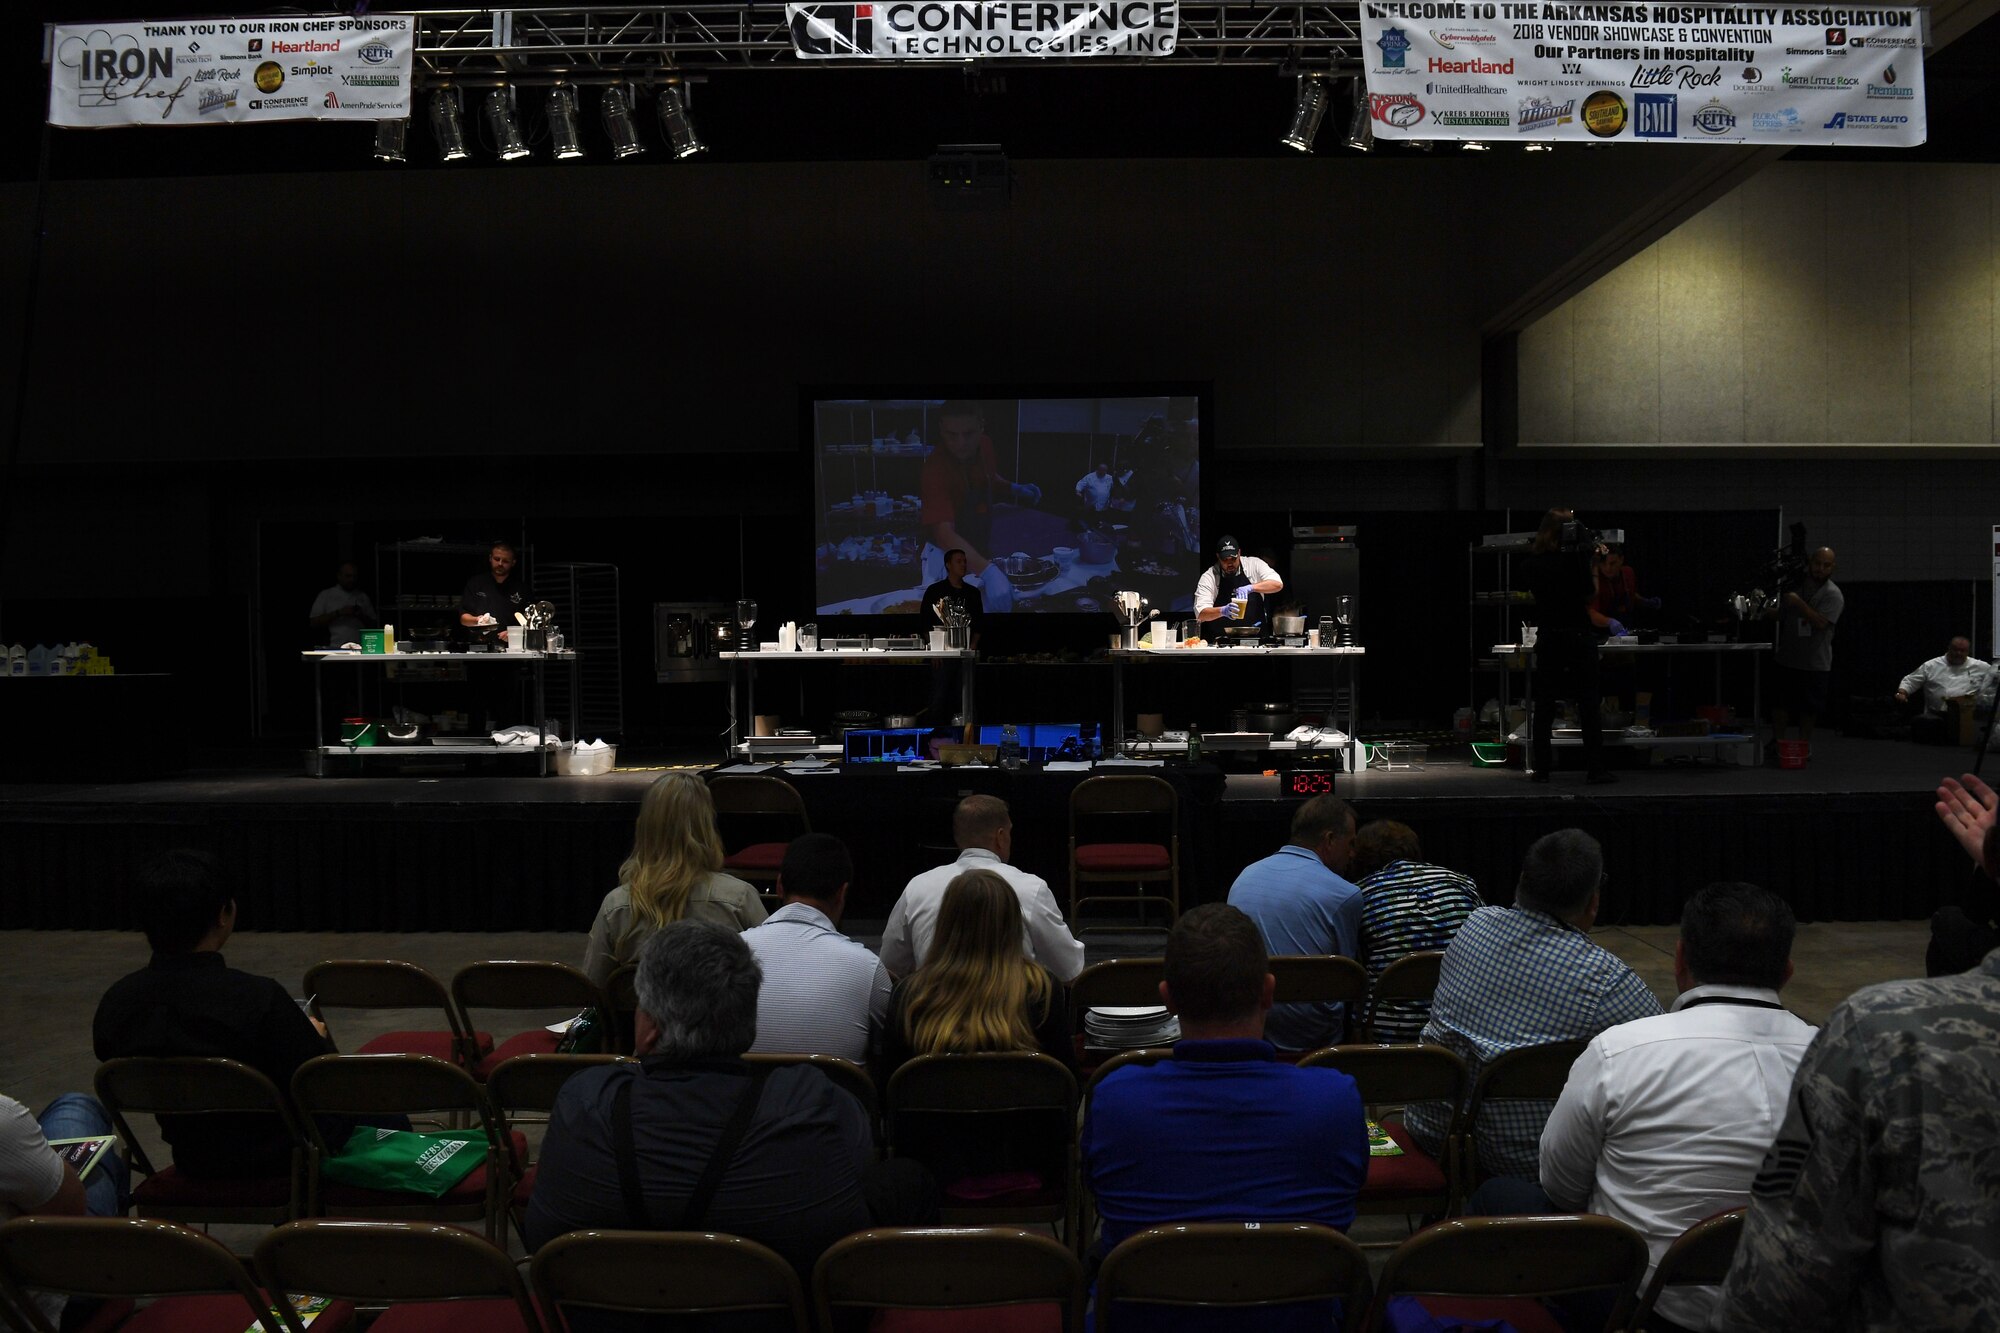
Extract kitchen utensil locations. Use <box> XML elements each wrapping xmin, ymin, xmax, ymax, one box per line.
<box><xmin>992</xmin><ymin>552</ymin><xmax>1058</xmax><ymax>590</ymax></box>
<box><xmin>1272</xmin><ymin>612</ymin><xmax>1307</xmax><ymax>637</ymax></box>
<box><xmin>1079</xmin><ymin>531</ymin><xmax>1116</xmax><ymax>565</ymax></box>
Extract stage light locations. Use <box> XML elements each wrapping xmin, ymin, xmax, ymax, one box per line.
<box><xmin>1281</xmin><ymin>73</ymin><xmax>1330</xmax><ymax>153</ymax></box>
<box><xmin>372</xmin><ymin>117</ymin><xmax>408</xmax><ymax>163</ymax></box>
<box><xmin>428</xmin><ymin>88</ymin><xmax>469</xmax><ymax>162</ymax></box>
<box><xmin>1342</xmin><ymin>77</ymin><xmax>1373</xmax><ymax>152</ymax></box>
<box><xmin>655</xmin><ymin>83</ymin><xmax>706</xmax><ymax>159</ymax></box>
<box><xmin>546</xmin><ymin>85</ymin><xmax>585</xmax><ymax>161</ymax></box>
<box><xmin>1524</xmin><ymin>141</ymin><xmax>1555</xmax><ymax>152</ymax></box>
<box><xmin>1460</xmin><ymin>139</ymin><xmax>1491</xmax><ymax>152</ymax></box>
<box><xmin>601</xmin><ymin>85</ymin><xmax>647</xmax><ymax>159</ymax></box>
<box><xmin>485</xmin><ymin>88</ymin><xmax>532</xmax><ymax>162</ymax></box>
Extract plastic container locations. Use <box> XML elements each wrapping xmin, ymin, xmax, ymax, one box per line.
<box><xmin>340</xmin><ymin>718</ymin><xmax>378</xmax><ymax>747</ymax></box>
<box><xmin>554</xmin><ymin>743</ymin><xmax>617</xmax><ymax>776</ymax></box>
<box><xmin>1000</xmin><ymin>724</ymin><xmax>1023</xmax><ymax>770</ymax></box>
<box><xmin>360</xmin><ymin>630</ymin><xmax>386</xmax><ymax>654</ymax></box>
<box><xmin>1776</xmin><ymin>740</ymin><xmax>1808</xmax><ymax>770</ymax></box>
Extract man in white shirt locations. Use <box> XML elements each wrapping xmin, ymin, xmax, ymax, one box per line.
<box><xmin>742</xmin><ymin>834</ymin><xmax>892</xmax><ymax>1065</ymax></box>
<box><xmin>1535</xmin><ymin>882</ymin><xmax>1816</xmax><ymax>1333</ymax></box>
<box><xmin>1192</xmin><ymin>536</ymin><xmax>1283</xmax><ymax>627</ymax></box>
<box><xmin>308</xmin><ymin>561</ymin><xmax>378</xmax><ymax>648</ymax></box>
<box><xmin>879</xmin><ymin>795</ymin><xmax>1085</xmax><ymax>981</ymax></box>
<box><xmin>0</xmin><ymin>1090</ymin><xmax>131</xmax><ymax>1327</ymax></box>
<box><xmin>1075</xmin><ymin>462</ymin><xmax>1115</xmax><ymax>513</ymax></box>
<box><xmin>1897</xmin><ymin>636</ymin><xmax>1994</xmax><ymax>744</ymax></box>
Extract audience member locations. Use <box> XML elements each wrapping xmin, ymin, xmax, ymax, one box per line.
<box><xmin>1350</xmin><ymin>820</ymin><xmax>1484</xmax><ymax>1042</ymax></box>
<box><xmin>527</xmin><ymin>921</ymin><xmax>933</xmax><ymax>1317</ymax></box>
<box><xmin>1898</xmin><ymin>635</ymin><xmax>1993</xmax><ymax>745</ymax></box>
<box><xmin>1402</xmin><ymin>829</ymin><xmax>1662</xmax><ymax>1179</ymax></box>
<box><xmin>1931</xmin><ymin>772</ymin><xmax>2000</xmax><ymax>975</ymax></box>
<box><xmin>740</xmin><ymin>834</ymin><xmax>891</xmax><ymax>1065</ymax></box>
<box><xmin>93</xmin><ymin>849</ymin><xmax>345</xmax><ymax>1179</ymax></box>
<box><xmin>582</xmin><ymin>773</ymin><xmax>766</xmax><ymax>988</ymax></box>
<box><xmin>1224</xmin><ymin>794</ymin><xmax>1363</xmax><ymax>1050</ymax></box>
<box><xmin>1081</xmin><ymin>903</ymin><xmax>1368</xmax><ymax>1332</ymax></box>
<box><xmin>1527</xmin><ymin>883</ymin><xmax>1814</xmax><ymax>1333</ymax></box>
<box><xmin>879</xmin><ymin>795</ymin><xmax>1084</xmax><ymax>982</ymax></box>
<box><xmin>0</xmin><ymin>1090</ymin><xmax>132</xmax><ymax>1328</ymax></box>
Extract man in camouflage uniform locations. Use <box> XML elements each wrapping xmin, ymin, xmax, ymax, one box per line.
<box><xmin>1713</xmin><ymin>773</ymin><xmax>2000</xmax><ymax>1329</ymax></box>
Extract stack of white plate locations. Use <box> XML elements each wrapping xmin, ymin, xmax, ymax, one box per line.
<box><xmin>1085</xmin><ymin>1006</ymin><xmax>1180</xmax><ymax>1051</ymax></box>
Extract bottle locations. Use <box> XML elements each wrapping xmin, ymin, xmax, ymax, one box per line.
<box><xmin>26</xmin><ymin>645</ymin><xmax>48</xmax><ymax>677</ymax></box>
<box><xmin>1186</xmin><ymin>725</ymin><xmax>1202</xmax><ymax>764</ymax></box>
<box><xmin>1000</xmin><ymin>724</ymin><xmax>1022</xmax><ymax>771</ymax></box>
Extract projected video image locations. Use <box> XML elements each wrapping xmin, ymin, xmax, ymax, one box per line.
<box><xmin>812</xmin><ymin>396</ymin><xmax>1203</xmax><ymax>617</ymax></box>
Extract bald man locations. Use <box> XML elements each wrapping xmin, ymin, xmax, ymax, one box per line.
<box><xmin>1899</xmin><ymin>636</ymin><xmax>1994</xmax><ymax>745</ymax></box>
<box><xmin>1770</xmin><ymin>547</ymin><xmax>1841</xmax><ymax>759</ymax></box>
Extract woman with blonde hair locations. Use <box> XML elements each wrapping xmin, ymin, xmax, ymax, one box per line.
<box><xmin>581</xmin><ymin>773</ymin><xmax>766</xmax><ymax>987</ymax></box>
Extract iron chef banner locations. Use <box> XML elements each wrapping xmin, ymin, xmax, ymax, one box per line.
<box><xmin>48</xmin><ymin>16</ymin><xmax>414</xmax><ymax>127</ymax></box>
<box><xmin>1358</xmin><ymin>4</ymin><xmax>1926</xmax><ymax>145</ymax></box>
<box><xmin>786</xmin><ymin>2</ymin><xmax>1178</xmax><ymax>58</ymax></box>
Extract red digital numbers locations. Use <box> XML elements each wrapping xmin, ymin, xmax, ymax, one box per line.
<box><xmin>1289</xmin><ymin>771</ymin><xmax>1333</xmax><ymax>795</ymax></box>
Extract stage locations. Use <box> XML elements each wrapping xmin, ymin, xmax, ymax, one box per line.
<box><xmin>0</xmin><ymin>732</ymin><xmax>1979</xmax><ymax>934</ymax></box>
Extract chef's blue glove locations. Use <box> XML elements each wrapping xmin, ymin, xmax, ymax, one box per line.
<box><xmin>1011</xmin><ymin>482</ymin><xmax>1042</xmax><ymax>507</ymax></box>
<box><xmin>1606</xmin><ymin>618</ymin><xmax>1627</xmax><ymax>637</ymax></box>
<box><xmin>1220</xmin><ymin>602</ymin><xmax>1243</xmax><ymax>621</ymax></box>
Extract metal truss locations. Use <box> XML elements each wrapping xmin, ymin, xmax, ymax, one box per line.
<box><xmin>413</xmin><ymin>4</ymin><xmax>1366</xmax><ymax>84</ymax></box>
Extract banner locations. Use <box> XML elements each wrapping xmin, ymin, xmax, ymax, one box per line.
<box><xmin>1358</xmin><ymin>3</ymin><xmax>1926</xmax><ymax>146</ymax></box>
<box><xmin>786</xmin><ymin>2</ymin><xmax>1178</xmax><ymax>59</ymax></box>
<box><xmin>49</xmin><ymin>15</ymin><xmax>414</xmax><ymax>127</ymax></box>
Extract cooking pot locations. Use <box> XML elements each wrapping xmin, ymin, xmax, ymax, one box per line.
<box><xmin>992</xmin><ymin>553</ymin><xmax>1058</xmax><ymax>591</ymax></box>
<box><xmin>1080</xmin><ymin>531</ymin><xmax>1116</xmax><ymax>565</ymax></box>
<box><xmin>1271</xmin><ymin>613</ymin><xmax>1307</xmax><ymax>637</ymax></box>
<box><xmin>831</xmin><ymin>709</ymin><xmax>880</xmax><ymax>736</ymax></box>
<box><xmin>883</xmin><ymin>713</ymin><xmax>925</xmax><ymax>729</ymax></box>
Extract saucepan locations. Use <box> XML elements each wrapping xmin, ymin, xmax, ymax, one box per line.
<box><xmin>1272</xmin><ymin>612</ymin><xmax>1307</xmax><ymax>637</ymax></box>
<box><xmin>992</xmin><ymin>552</ymin><xmax>1058</xmax><ymax>591</ymax></box>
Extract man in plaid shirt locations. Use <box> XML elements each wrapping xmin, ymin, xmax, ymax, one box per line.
<box><xmin>1402</xmin><ymin>829</ymin><xmax>1661</xmax><ymax>1181</ymax></box>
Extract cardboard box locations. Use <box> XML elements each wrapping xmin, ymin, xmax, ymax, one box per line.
<box><xmin>1946</xmin><ymin>697</ymin><xmax>1979</xmax><ymax>746</ymax></box>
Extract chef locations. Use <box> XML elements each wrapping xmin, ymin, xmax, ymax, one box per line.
<box><xmin>459</xmin><ymin>540</ymin><xmax>527</xmax><ymax>645</ymax></box>
<box><xmin>1897</xmin><ymin>635</ymin><xmax>1995</xmax><ymax>744</ymax></box>
<box><xmin>918</xmin><ymin>400</ymin><xmax>1041</xmax><ymax>611</ymax></box>
<box><xmin>1193</xmin><ymin>536</ymin><xmax>1283</xmax><ymax>626</ymax></box>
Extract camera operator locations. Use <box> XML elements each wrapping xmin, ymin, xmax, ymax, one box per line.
<box><xmin>1767</xmin><ymin>547</ymin><xmax>1841</xmax><ymax>762</ymax></box>
<box><xmin>1521</xmin><ymin>509</ymin><xmax>1623</xmax><ymax>785</ymax></box>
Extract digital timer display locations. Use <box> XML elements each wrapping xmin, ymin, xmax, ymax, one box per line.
<box><xmin>1287</xmin><ymin>770</ymin><xmax>1335</xmax><ymax>796</ymax></box>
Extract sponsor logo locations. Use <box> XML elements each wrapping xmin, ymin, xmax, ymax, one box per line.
<box><xmin>1781</xmin><ymin>67</ymin><xmax>1858</xmax><ymax>90</ymax></box>
<box><xmin>1825</xmin><ymin>27</ymin><xmax>1846</xmax><ymax>45</ymax></box>
<box><xmin>188</xmin><ymin>40</ymin><xmax>201</xmax><ymax>53</ymax></box>
<box><xmin>1427</xmin><ymin>56</ymin><xmax>1513</xmax><ymax>74</ymax></box>
<box><xmin>197</xmin><ymin>85</ymin><xmax>237</xmax><ymax>115</ymax></box>
<box><xmin>789</xmin><ymin>4</ymin><xmax>874</xmax><ymax>57</ymax></box>
<box><xmin>289</xmin><ymin>62</ymin><xmax>337</xmax><ymax>78</ymax></box>
<box><xmin>1634</xmin><ymin>92</ymin><xmax>1677</xmax><ymax>137</ymax></box>
<box><xmin>1850</xmin><ymin>33</ymin><xmax>1919</xmax><ymax>47</ymax></box>
<box><xmin>247</xmin><ymin>95</ymin><xmax>309</xmax><ymax>110</ymax></box>
<box><xmin>1582</xmin><ymin>89</ymin><xmax>1628</xmax><ymax>137</ymax></box>
<box><xmin>358</xmin><ymin>39</ymin><xmax>397</xmax><ymax>64</ymax></box>
<box><xmin>1784</xmin><ymin>46</ymin><xmax>1828</xmax><ymax>55</ymax></box>
<box><xmin>192</xmin><ymin>67</ymin><xmax>240</xmax><ymax>83</ymax></box>
<box><xmin>1376</xmin><ymin>27</ymin><xmax>1412</xmax><ymax>69</ymax></box>
<box><xmin>1630</xmin><ymin>63</ymin><xmax>1723</xmax><ymax>90</ymax></box>
<box><xmin>1742</xmin><ymin>66</ymin><xmax>1762</xmax><ymax>82</ymax></box>
<box><xmin>1868</xmin><ymin>64</ymin><xmax>1913</xmax><ymax>98</ymax></box>
<box><xmin>1428</xmin><ymin>28</ymin><xmax>1497</xmax><ymax>47</ymax></box>
<box><xmin>270</xmin><ymin>38</ymin><xmax>341</xmax><ymax>54</ymax></box>
<box><xmin>1427</xmin><ymin>81</ymin><xmax>1506</xmax><ymax>95</ymax></box>
<box><xmin>1369</xmin><ymin>92</ymin><xmax>1426</xmax><ymax>128</ymax></box>
<box><xmin>1822</xmin><ymin>110</ymin><xmax>1909</xmax><ymax>129</ymax></box>
<box><xmin>341</xmin><ymin>73</ymin><xmax>400</xmax><ymax>87</ymax></box>
<box><xmin>247</xmin><ymin>38</ymin><xmax>262</xmax><ymax>53</ymax></box>
<box><xmin>1518</xmin><ymin>96</ymin><xmax>1576</xmax><ymax>132</ymax></box>
<box><xmin>1691</xmin><ymin>98</ymin><xmax>1736</xmax><ymax>134</ymax></box>
<box><xmin>253</xmin><ymin>61</ymin><xmax>284</xmax><ymax>93</ymax></box>
<box><xmin>1432</xmin><ymin>108</ymin><xmax>1509</xmax><ymax>126</ymax></box>
<box><xmin>1752</xmin><ymin>106</ymin><xmax>1805</xmax><ymax>130</ymax></box>
<box><xmin>325</xmin><ymin>96</ymin><xmax>402</xmax><ymax>110</ymax></box>
<box><xmin>323</xmin><ymin>91</ymin><xmax>341</xmax><ymax>109</ymax></box>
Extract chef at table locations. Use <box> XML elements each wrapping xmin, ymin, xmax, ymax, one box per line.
<box><xmin>918</xmin><ymin>400</ymin><xmax>1042</xmax><ymax>611</ymax></box>
<box><xmin>1192</xmin><ymin>535</ymin><xmax>1284</xmax><ymax>627</ymax></box>
<box><xmin>459</xmin><ymin>539</ymin><xmax>527</xmax><ymax>645</ymax></box>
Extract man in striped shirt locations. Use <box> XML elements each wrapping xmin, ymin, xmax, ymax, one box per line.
<box><xmin>742</xmin><ymin>834</ymin><xmax>893</xmax><ymax>1064</ymax></box>
<box><xmin>1352</xmin><ymin>820</ymin><xmax>1485</xmax><ymax>1042</ymax></box>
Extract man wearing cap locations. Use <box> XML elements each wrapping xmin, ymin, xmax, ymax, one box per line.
<box><xmin>1193</xmin><ymin>536</ymin><xmax>1283</xmax><ymax>626</ymax></box>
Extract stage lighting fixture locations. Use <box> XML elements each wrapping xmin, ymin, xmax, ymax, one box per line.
<box><xmin>1342</xmin><ymin>77</ymin><xmax>1374</xmax><ymax>152</ymax></box>
<box><xmin>428</xmin><ymin>88</ymin><xmax>469</xmax><ymax>162</ymax></box>
<box><xmin>1460</xmin><ymin>139</ymin><xmax>1491</xmax><ymax>152</ymax></box>
<box><xmin>601</xmin><ymin>86</ymin><xmax>647</xmax><ymax>159</ymax></box>
<box><xmin>372</xmin><ymin>117</ymin><xmax>408</xmax><ymax>163</ymax></box>
<box><xmin>547</xmin><ymin>85</ymin><xmax>585</xmax><ymax>160</ymax></box>
<box><xmin>655</xmin><ymin>83</ymin><xmax>706</xmax><ymax>159</ymax></box>
<box><xmin>1281</xmin><ymin>73</ymin><xmax>1330</xmax><ymax>153</ymax></box>
<box><xmin>485</xmin><ymin>88</ymin><xmax>532</xmax><ymax>161</ymax></box>
<box><xmin>1524</xmin><ymin>141</ymin><xmax>1555</xmax><ymax>152</ymax></box>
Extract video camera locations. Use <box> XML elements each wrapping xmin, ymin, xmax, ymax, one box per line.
<box><xmin>1727</xmin><ymin>522</ymin><xmax>1810</xmax><ymax>620</ymax></box>
<box><xmin>1559</xmin><ymin>520</ymin><xmax>1625</xmax><ymax>553</ymax></box>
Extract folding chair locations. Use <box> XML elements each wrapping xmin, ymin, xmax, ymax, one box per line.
<box><xmin>291</xmin><ymin>1053</ymin><xmax>521</xmax><ymax>1244</ymax></box>
<box><xmin>1068</xmin><ymin>958</ymin><xmax>1167</xmax><ymax>1072</ymax></box>
<box><xmin>1366</xmin><ymin>1215</ymin><xmax>1650</xmax><ymax>1333</ymax></box>
<box><xmin>1268</xmin><ymin>954</ymin><xmax>1370</xmax><ymax>1050</ymax></box>
<box><xmin>1299</xmin><ymin>1044</ymin><xmax>1470</xmax><ymax>1231</ymax></box>
<box><xmin>529</xmin><ymin>1229</ymin><xmax>808</xmax><ymax>1331</ymax></box>
<box><xmin>94</xmin><ymin>1056</ymin><xmax>307</xmax><ymax>1226</ymax></box>
<box><xmin>1625</xmin><ymin>1209</ymin><xmax>1745</xmax><ymax>1331</ymax></box>
<box><xmin>305</xmin><ymin>960</ymin><xmax>492</xmax><ymax>1069</ymax></box>
<box><xmin>1077</xmin><ymin>1047</ymin><xmax>1174</xmax><ymax>1257</ymax></box>
<box><xmin>1360</xmin><ymin>950</ymin><xmax>1446</xmax><ymax>1042</ymax></box>
<box><xmin>450</xmin><ymin>960</ymin><xmax>610</xmax><ymax>1077</ymax></box>
<box><xmin>709</xmin><ymin>774</ymin><xmax>811</xmax><ymax>901</ymax></box>
<box><xmin>0</xmin><ymin>1216</ymin><xmax>354</xmax><ymax>1333</ymax></box>
<box><xmin>1461</xmin><ymin>1039</ymin><xmax>1590</xmax><ymax>1193</ymax></box>
<box><xmin>1096</xmin><ymin>1222</ymin><xmax>1372</xmax><ymax>1333</ymax></box>
<box><xmin>815</xmin><ymin>1227</ymin><xmax>1085</xmax><ymax>1333</ymax></box>
<box><xmin>885</xmin><ymin>1053</ymin><xmax>1079</xmax><ymax>1242</ymax></box>
<box><xmin>743</xmin><ymin>1053</ymin><xmax>880</xmax><ymax>1143</ymax></box>
<box><xmin>484</xmin><ymin>1054</ymin><xmax>635</xmax><ymax>1247</ymax></box>
<box><xmin>255</xmin><ymin>1219</ymin><xmax>546</xmax><ymax>1333</ymax></box>
<box><xmin>1068</xmin><ymin>776</ymin><xmax>1180</xmax><ymax>929</ymax></box>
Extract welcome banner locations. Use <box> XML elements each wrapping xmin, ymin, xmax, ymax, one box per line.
<box><xmin>1358</xmin><ymin>3</ymin><xmax>1925</xmax><ymax>146</ymax></box>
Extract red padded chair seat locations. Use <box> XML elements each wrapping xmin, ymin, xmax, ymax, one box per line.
<box><xmin>510</xmin><ymin>1163</ymin><xmax>538</xmax><ymax>1207</ymax></box>
<box><xmin>132</xmin><ymin>1165</ymin><xmax>293</xmax><ymax>1209</ymax></box>
<box><xmin>472</xmin><ymin>1028</ymin><xmax>563</xmax><ymax>1080</ymax></box>
<box><xmin>358</xmin><ymin>1031</ymin><xmax>494</xmax><ymax>1065</ymax></box>
<box><xmin>1410</xmin><ymin>1296</ymin><xmax>1564</xmax><ymax>1333</ymax></box>
<box><xmin>871</xmin><ymin>1308</ymin><xmax>1062</xmax><ymax>1333</ymax></box>
<box><xmin>319</xmin><ymin>1132</ymin><xmax>527</xmax><ymax>1208</ymax></box>
<box><xmin>1074</xmin><ymin>843</ymin><xmax>1170</xmax><ymax>872</ymax></box>
<box><xmin>371</xmin><ymin>1298</ymin><xmax>539</xmax><ymax>1333</ymax></box>
<box><xmin>1362</xmin><ymin>1120</ymin><xmax>1450</xmax><ymax>1200</ymax></box>
<box><xmin>724</xmin><ymin>843</ymin><xmax>789</xmax><ymax>872</ymax></box>
<box><xmin>118</xmin><ymin>1293</ymin><xmax>357</xmax><ymax>1333</ymax></box>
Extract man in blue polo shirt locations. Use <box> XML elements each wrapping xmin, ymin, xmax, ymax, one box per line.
<box><xmin>1225</xmin><ymin>794</ymin><xmax>1364</xmax><ymax>1050</ymax></box>
<box><xmin>1082</xmin><ymin>904</ymin><xmax>1369</xmax><ymax>1329</ymax></box>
